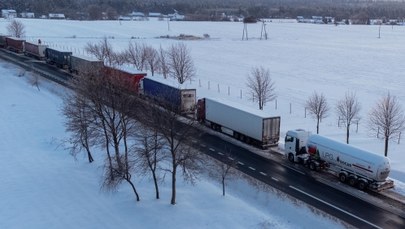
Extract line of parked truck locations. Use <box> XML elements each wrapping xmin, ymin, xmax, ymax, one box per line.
<box><xmin>0</xmin><ymin>35</ymin><xmax>281</xmax><ymax>149</ymax></box>
<box><xmin>0</xmin><ymin>35</ymin><xmax>394</xmax><ymax>192</ymax></box>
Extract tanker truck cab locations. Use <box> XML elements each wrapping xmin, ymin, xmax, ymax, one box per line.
<box><xmin>285</xmin><ymin>129</ymin><xmax>311</xmax><ymax>163</ymax></box>
<box><xmin>285</xmin><ymin>130</ymin><xmax>329</xmax><ymax>171</ymax></box>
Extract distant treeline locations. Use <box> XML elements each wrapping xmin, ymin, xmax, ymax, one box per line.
<box><xmin>3</xmin><ymin>0</ymin><xmax>405</xmax><ymax>21</ymax></box>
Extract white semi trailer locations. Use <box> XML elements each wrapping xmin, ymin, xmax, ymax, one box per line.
<box><xmin>197</xmin><ymin>97</ymin><xmax>280</xmax><ymax>149</ymax></box>
<box><xmin>284</xmin><ymin>129</ymin><xmax>393</xmax><ymax>191</ymax></box>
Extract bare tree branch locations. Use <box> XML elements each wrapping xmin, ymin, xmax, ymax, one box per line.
<box><xmin>208</xmin><ymin>146</ymin><xmax>238</xmax><ymax>196</ymax></box>
<box><xmin>306</xmin><ymin>92</ymin><xmax>330</xmax><ymax>134</ymax></box>
<box><xmin>336</xmin><ymin>91</ymin><xmax>361</xmax><ymax>143</ymax></box>
<box><xmin>7</xmin><ymin>20</ymin><xmax>25</xmax><ymax>38</ymax></box>
<box><xmin>157</xmin><ymin>45</ymin><xmax>169</xmax><ymax>79</ymax></box>
<box><xmin>125</xmin><ymin>41</ymin><xmax>147</xmax><ymax>71</ymax></box>
<box><xmin>167</xmin><ymin>43</ymin><xmax>196</xmax><ymax>84</ymax></box>
<box><xmin>85</xmin><ymin>37</ymin><xmax>116</xmax><ymax>65</ymax></box>
<box><xmin>246</xmin><ymin>66</ymin><xmax>276</xmax><ymax>110</ymax></box>
<box><xmin>369</xmin><ymin>92</ymin><xmax>405</xmax><ymax>156</ymax></box>
<box><xmin>144</xmin><ymin>45</ymin><xmax>159</xmax><ymax>76</ymax></box>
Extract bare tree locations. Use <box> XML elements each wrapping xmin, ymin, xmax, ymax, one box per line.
<box><xmin>369</xmin><ymin>93</ymin><xmax>405</xmax><ymax>156</ymax></box>
<box><xmin>85</xmin><ymin>37</ymin><xmax>115</xmax><ymax>65</ymax></box>
<box><xmin>7</xmin><ymin>20</ymin><xmax>25</xmax><ymax>38</ymax></box>
<box><xmin>65</xmin><ymin>65</ymin><xmax>143</xmax><ymax>202</ymax></box>
<box><xmin>135</xmin><ymin>124</ymin><xmax>164</xmax><ymax>199</ymax></box>
<box><xmin>125</xmin><ymin>41</ymin><xmax>147</xmax><ymax>70</ymax></box>
<box><xmin>336</xmin><ymin>91</ymin><xmax>361</xmax><ymax>144</ymax></box>
<box><xmin>28</xmin><ymin>74</ymin><xmax>41</xmax><ymax>91</ymax></box>
<box><xmin>62</xmin><ymin>92</ymin><xmax>96</xmax><ymax>163</ymax></box>
<box><xmin>246</xmin><ymin>66</ymin><xmax>276</xmax><ymax>110</ymax></box>
<box><xmin>208</xmin><ymin>147</ymin><xmax>238</xmax><ymax>196</ymax></box>
<box><xmin>157</xmin><ymin>45</ymin><xmax>169</xmax><ymax>79</ymax></box>
<box><xmin>147</xmin><ymin>98</ymin><xmax>202</xmax><ymax>205</ymax></box>
<box><xmin>144</xmin><ymin>45</ymin><xmax>159</xmax><ymax>76</ymax></box>
<box><xmin>306</xmin><ymin>92</ymin><xmax>330</xmax><ymax>134</ymax></box>
<box><xmin>167</xmin><ymin>43</ymin><xmax>196</xmax><ymax>84</ymax></box>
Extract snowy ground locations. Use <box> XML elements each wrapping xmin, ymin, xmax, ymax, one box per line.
<box><xmin>0</xmin><ymin>18</ymin><xmax>404</xmax><ymax>228</ymax></box>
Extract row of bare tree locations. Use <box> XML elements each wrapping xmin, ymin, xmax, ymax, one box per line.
<box><xmin>84</xmin><ymin>38</ymin><xmax>196</xmax><ymax>84</ymax></box>
<box><xmin>62</xmin><ymin>54</ymin><xmax>242</xmax><ymax>204</ymax></box>
<box><xmin>305</xmin><ymin>91</ymin><xmax>405</xmax><ymax>156</ymax></box>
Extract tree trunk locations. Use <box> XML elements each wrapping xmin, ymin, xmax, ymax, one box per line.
<box><xmin>384</xmin><ymin>136</ymin><xmax>389</xmax><ymax>157</ymax></box>
<box><xmin>316</xmin><ymin>118</ymin><xmax>320</xmax><ymax>134</ymax></box>
<box><xmin>102</xmin><ymin>120</ymin><xmax>114</xmax><ymax>177</ymax></box>
<box><xmin>346</xmin><ymin>124</ymin><xmax>350</xmax><ymax>144</ymax></box>
<box><xmin>152</xmin><ymin>171</ymin><xmax>160</xmax><ymax>199</ymax></box>
<box><xmin>126</xmin><ymin>178</ymin><xmax>140</xmax><ymax>201</ymax></box>
<box><xmin>222</xmin><ymin>177</ymin><xmax>225</xmax><ymax>196</ymax></box>
<box><xmin>171</xmin><ymin>164</ymin><xmax>177</xmax><ymax>205</ymax></box>
<box><xmin>85</xmin><ymin>147</ymin><xmax>94</xmax><ymax>163</ymax></box>
<box><xmin>83</xmin><ymin>127</ymin><xmax>94</xmax><ymax>163</ymax></box>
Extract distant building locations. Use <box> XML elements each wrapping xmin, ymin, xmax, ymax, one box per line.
<box><xmin>168</xmin><ymin>10</ymin><xmax>185</xmax><ymax>21</ymax></box>
<box><xmin>2</xmin><ymin>9</ymin><xmax>17</xmax><ymax>19</ymax></box>
<box><xmin>148</xmin><ymin>12</ymin><xmax>162</xmax><ymax>17</ymax></box>
<box><xmin>129</xmin><ymin>11</ymin><xmax>145</xmax><ymax>20</ymax></box>
<box><xmin>48</xmin><ymin>13</ymin><xmax>65</xmax><ymax>19</ymax></box>
<box><xmin>20</xmin><ymin>12</ymin><xmax>35</xmax><ymax>18</ymax></box>
<box><xmin>118</xmin><ymin>16</ymin><xmax>132</xmax><ymax>21</ymax></box>
<box><xmin>312</xmin><ymin>16</ymin><xmax>323</xmax><ymax>24</ymax></box>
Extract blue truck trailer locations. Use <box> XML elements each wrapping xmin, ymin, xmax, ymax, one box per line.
<box><xmin>45</xmin><ymin>48</ymin><xmax>72</xmax><ymax>69</ymax></box>
<box><xmin>141</xmin><ymin>77</ymin><xmax>196</xmax><ymax>114</ymax></box>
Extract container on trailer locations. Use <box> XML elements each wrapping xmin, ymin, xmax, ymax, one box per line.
<box><xmin>5</xmin><ymin>37</ymin><xmax>25</xmax><ymax>53</ymax></box>
<box><xmin>197</xmin><ymin>97</ymin><xmax>280</xmax><ymax>148</ymax></box>
<box><xmin>70</xmin><ymin>55</ymin><xmax>104</xmax><ymax>75</ymax></box>
<box><xmin>103</xmin><ymin>66</ymin><xmax>146</xmax><ymax>93</ymax></box>
<box><xmin>0</xmin><ymin>35</ymin><xmax>8</xmax><ymax>48</ymax></box>
<box><xmin>45</xmin><ymin>48</ymin><xmax>72</xmax><ymax>69</ymax></box>
<box><xmin>141</xmin><ymin>77</ymin><xmax>196</xmax><ymax>114</ymax></box>
<box><xmin>24</xmin><ymin>41</ymin><xmax>48</xmax><ymax>59</ymax></box>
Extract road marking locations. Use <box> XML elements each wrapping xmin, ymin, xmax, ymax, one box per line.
<box><xmin>237</xmin><ymin>161</ymin><xmax>244</xmax><ymax>166</ymax></box>
<box><xmin>200</xmin><ymin>144</ymin><xmax>206</xmax><ymax>148</ymax></box>
<box><xmin>289</xmin><ymin>185</ymin><xmax>383</xmax><ymax>229</ymax></box>
<box><xmin>192</xmin><ymin>140</ymin><xmax>198</xmax><ymax>144</ymax></box>
<box><xmin>260</xmin><ymin>172</ymin><xmax>267</xmax><ymax>176</ymax></box>
<box><xmin>284</xmin><ymin>165</ymin><xmax>306</xmax><ymax>175</ymax></box>
<box><xmin>271</xmin><ymin>177</ymin><xmax>279</xmax><ymax>182</ymax></box>
<box><xmin>209</xmin><ymin>148</ymin><xmax>215</xmax><ymax>152</ymax></box>
<box><xmin>249</xmin><ymin>167</ymin><xmax>256</xmax><ymax>171</ymax></box>
<box><xmin>228</xmin><ymin>156</ymin><xmax>234</xmax><ymax>160</ymax></box>
<box><xmin>217</xmin><ymin>152</ymin><xmax>224</xmax><ymax>156</ymax></box>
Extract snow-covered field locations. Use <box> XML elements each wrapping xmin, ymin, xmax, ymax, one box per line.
<box><xmin>1</xmin><ymin>18</ymin><xmax>404</xmax><ymax>228</ymax></box>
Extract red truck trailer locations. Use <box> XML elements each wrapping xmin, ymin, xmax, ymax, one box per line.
<box><xmin>5</xmin><ymin>37</ymin><xmax>25</xmax><ymax>53</ymax></box>
<box><xmin>24</xmin><ymin>41</ymin><xmax>48</xmax><ymax>59</ymax></box>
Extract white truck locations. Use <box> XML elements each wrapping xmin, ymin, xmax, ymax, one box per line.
<box><xmin>284</xmin><ymin>129</ymin><xmax>393</xmax><ymax>191</ymax></box>
<box><xmin>197</xmin><ymin>97</ymin><xmax>280</xmax><ymax>149</ymax></box>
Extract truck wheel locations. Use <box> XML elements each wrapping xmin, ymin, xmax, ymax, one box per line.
<box><xmin>348</xmin><ymin>177</ymin><xmax>357</xmax><ymax>186</ymax></box>
<box><xmin>309</xmin><ymin>162</ymin><xmax>316</xmax><ymax>170</ymax></box>
<box><xmin>288</xmin><ymin>153</ymin><xmax>294</xmax><ymax>163</ymax></box>
<box><xmin>339</xmin><ymin>173</ymin><xmax>347</xmax><ymax>183</ymax></box>
<box><xmin>357</xmin><ymin>180</ymin><xmax>367</xmax><ymax>190</ymax></box>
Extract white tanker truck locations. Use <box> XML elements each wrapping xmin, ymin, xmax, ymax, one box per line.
<box><xmin>284</xmin><ymin>129</ymin><xmax>394</xmax><ymax>191</ymax></box>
